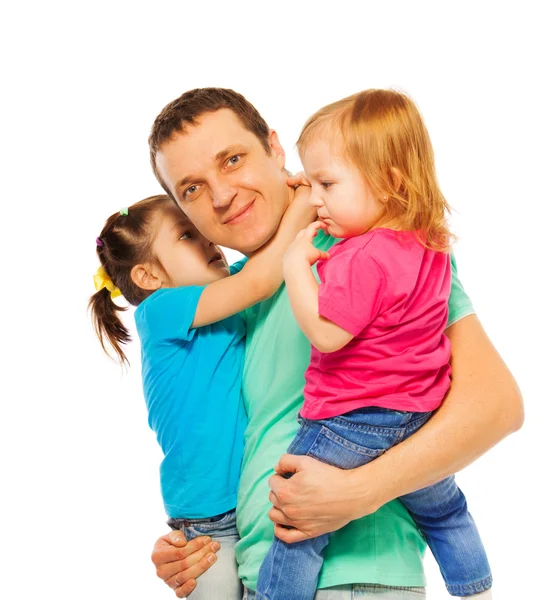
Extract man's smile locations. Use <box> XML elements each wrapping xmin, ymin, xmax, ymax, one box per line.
<box><xmin>223</xmin><ymin>199</ymin><xmax>256</xmax><ymax>225</ymax></box>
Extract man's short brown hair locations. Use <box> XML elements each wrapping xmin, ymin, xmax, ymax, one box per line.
<box><xmin>149</xmin><ymin>88</ymin><xmax>271</xmax><ymax>197</ymax></box>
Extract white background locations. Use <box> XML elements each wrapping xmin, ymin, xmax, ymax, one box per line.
<box><xmin>1</xmin><ymin>1</ymin><xmax>542</xmax><ymax>598</ymax></box>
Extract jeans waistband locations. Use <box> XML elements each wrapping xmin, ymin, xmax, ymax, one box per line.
<box><xmin>168</xmin><ymin>508</ymin><xmax>233</xmax><ymax>529</ymax></box>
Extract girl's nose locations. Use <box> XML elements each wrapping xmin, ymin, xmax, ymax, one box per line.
<box><xmin>309</xmin><ymin>192</ymin><xmax>324</xmax><ymax>207</ymax></box>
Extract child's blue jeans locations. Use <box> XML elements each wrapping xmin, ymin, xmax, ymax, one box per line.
<box><xmin>256</xmin><ymin>408</ymin><xmax>492</xmax><ymax>599</ymax></box>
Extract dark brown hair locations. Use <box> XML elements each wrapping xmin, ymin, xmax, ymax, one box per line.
<box><xmin>149</xmin><ymin>88</ymin><xmax>271</xmax><ymax>196</ymax></box>
<box><xmin>88</xmin><ymin>194</ymin><xmax>172</xmax><ymax>365</ymax></box>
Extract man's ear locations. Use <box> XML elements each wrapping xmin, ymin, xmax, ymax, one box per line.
<box><xmin>268</xmin><ymin>130</ymin><xmax>286</xmax><ymax>170</ymax></box>
<box><xmin>130</xmin><ymin>263</ymin><xmax>163</xmax><ymax>292</ymax></box>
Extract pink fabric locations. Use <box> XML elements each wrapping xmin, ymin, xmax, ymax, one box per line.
<box><xmin>301</xmin><ymin>229</ymin><xmax>452</xmax><ymax>420</ymax></box>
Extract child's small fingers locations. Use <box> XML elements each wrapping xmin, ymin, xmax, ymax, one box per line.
<box><xmin>307</xmin><ymin>221</ymin><xmax>326</xmax><ymax>237</ymax></box>
<box><xmin>287</xmin><ymin>172</ymin><xmax>310</xmax><ymax>187</ymax></box>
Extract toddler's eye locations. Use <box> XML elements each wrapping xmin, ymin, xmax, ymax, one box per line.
<box><xmin>321</xmin><ymin>181</ymin><xmax>333</xmax><ymax>189</ymax></box>
<box><xmin>179</xmin><ymin>232</ymin><xmax>191</xmax><ymax>241</ymax></box>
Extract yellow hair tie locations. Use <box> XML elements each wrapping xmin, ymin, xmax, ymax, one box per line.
<box><xmin>94</xmin><ymin>265</ymin><xmax>122</xmax><ymax>299</ymax></box>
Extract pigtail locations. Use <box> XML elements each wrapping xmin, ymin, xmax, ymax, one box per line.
<box><xmin>88</xmin><ymin>286</ymin><xmax>131</xmax><ymax>366</ymax></box>
<box><xmin>89</xmin><ymin>194</ymin><xmax>172</xmax><ymax>368</ymax></box>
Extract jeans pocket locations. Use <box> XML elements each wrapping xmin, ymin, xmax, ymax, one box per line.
<box><xmin>306</xmin><ymin>425</ymin><xmax>386</xmax><ymax>470</ymax></box>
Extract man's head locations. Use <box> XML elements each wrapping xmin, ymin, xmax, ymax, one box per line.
<box><xmin>149</xmin><ymin>88</ymin><xmax>290</xmax><ymax>254</ymax></box>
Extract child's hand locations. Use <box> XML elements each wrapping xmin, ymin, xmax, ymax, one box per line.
<box><xmin>283</xmin><ymin>221</ymin><xmax>330</xmax><ymax>274</ymax></box>
<box><xmin>286</xmin><ymin>172</ymin><xmax>311</xmax><ymax>190</ymax></box>
<box><xmin>287</xmin><ymin>172</ymin><xmax>314</xmax><ymax>215</ymax></box>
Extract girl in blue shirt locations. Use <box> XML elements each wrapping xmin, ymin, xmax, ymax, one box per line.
<box><xmin>89</xmin><ymin>193</ymin><xmax>316</xmax><ymax>599</ymax></box>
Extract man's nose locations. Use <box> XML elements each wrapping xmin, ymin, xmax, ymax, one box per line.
<box><xmin>210</xmin><ymin>177</ymin><xmax>237</xmax><ymax>209</ymax></box>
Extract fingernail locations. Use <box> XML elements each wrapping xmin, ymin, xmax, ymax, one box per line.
<box><xmin>172</xmin><ymin>534</ymin><xmax>183</xmax><ymax>543</ymax></box>
<box><xmin>207</xmin><ymin>553</ymin><xmax>216</xmax><ymax>563</ymax></box>
<box><xmin>203</xmin><ymin>536</ymin><xmax>211</xmax><ymax>544</ymax></box>
<box><xmin>211</xmin><ymin>542</ymin><xmax>220</xmax><ymax>551</ymax></box>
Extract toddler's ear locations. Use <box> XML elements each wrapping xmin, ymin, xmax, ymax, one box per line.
<box><xmin>390</xmin><ymin>167</ymin><xmax>403</xmax><ymax>192</ymax></box>
<box><xmin>130</xmin><ymin>263</ymin><xmax>163</xmax><ymax>291</ymax></box>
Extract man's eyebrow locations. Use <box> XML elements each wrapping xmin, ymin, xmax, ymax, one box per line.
<box><xmin>215</xmin><ymin>144</ymin><xmax>248</xmax><ymax>163</ymax></box>
<box><xmin>176</xmin><ymin>175</ymin><xmax>196</xmax><ymax>191</ymax></box>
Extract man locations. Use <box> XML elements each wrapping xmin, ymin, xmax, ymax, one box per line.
<box><xmin>147</xmin><ymin>88</ymin><xmax>523</xmax><ymax>598</ymax></box>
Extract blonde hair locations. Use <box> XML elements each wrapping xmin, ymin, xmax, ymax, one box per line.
<box><xmin>297</xmin><ymin>89</ymin><xmax>454</xmax><ymax>252</ymax></box>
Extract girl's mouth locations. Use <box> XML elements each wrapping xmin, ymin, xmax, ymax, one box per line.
<box><xmin>209</xmin><ymin>252</ymin><xmax>223</xmax><ymax>264</ymax></box>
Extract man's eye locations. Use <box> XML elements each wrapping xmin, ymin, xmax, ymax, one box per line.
<box><xmin>227</xmin><ymin>155</ymin><xmax>241</xmax><ymax>167</ymax></box>
<box><xmin>184</xmin><ymin>185</ymin><xmax>199</xmax><ymax>198</ymax></box>
<box><xmin>179</xmin><ymin>232</ymin><xmax>191</xmax><ymax>241</ymax></box>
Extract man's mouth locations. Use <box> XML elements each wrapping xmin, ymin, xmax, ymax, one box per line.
<box><xmin>223</xmin><ymin>200</ymin><xmax>255</xmax><ymax>225</ymax></box>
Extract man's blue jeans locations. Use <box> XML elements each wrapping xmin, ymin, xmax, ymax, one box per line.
<box><xmin>256</xmin><ymin>408</ymin><xmax>492</xmax><ymax>599</ymax></box>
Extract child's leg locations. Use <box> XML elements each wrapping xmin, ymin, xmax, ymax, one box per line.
<box><xmin>399</xmin><ymin>478</ymin><xmax>492</xmax><ymax>597</ymax></box>
<box><xmin>257</xmin><ymin>533</ymin><xmax>331</xmax><ymax>600</ymax></box>
<box><xmin>168</xmin><ymin>509</ymin><xmax>243</xmax><ymax>600</ymax></box>
<box><xmin>256</xmin><ymin>409</ymin><xmax>417</xmax><ymax>600</ymax></box>
<box><xmin>256</xmin><ymin>420</ymin><xmax>335</xmax><ymax>599</ymax></box>
<box><xmin>395</xmin><ymin>413</ymin><xmax>492</xmax><ymax>597</ymax></box>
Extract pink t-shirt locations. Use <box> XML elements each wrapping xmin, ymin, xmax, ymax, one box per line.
<box><xmin>301</xmin><ymin>228</ymin><xmax>452</xmax><ymax>420</ymax></box>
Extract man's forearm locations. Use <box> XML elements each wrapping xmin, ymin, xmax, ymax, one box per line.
<box><xmin>348</xmin><ymin>314</ymin><xmax>524</xmax><ymax>515</ymax></box>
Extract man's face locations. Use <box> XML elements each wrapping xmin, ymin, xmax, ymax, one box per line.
<box><xmin>155</xmin><ymin>109</ymin><xmax>290</xmax><ymax>254</ymax></box>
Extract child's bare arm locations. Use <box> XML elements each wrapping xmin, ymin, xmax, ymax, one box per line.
<box><xmin>283</xmin><ymin>222</ymin><xmax>353</xmax><ymax>353</ymax></box>
<box><xmin>191</xmin><ymin>186</ymin><xmax>316</xmax><ymax>328</ymax></box>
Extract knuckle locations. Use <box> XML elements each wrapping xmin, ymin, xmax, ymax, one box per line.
<box><xmin>155</xmin><ymin>565</ymin><xmax>165</xmax><ymax>579</ymax></box>
<box><xmin>284</xmin><ymin>505</ymin><xmax>296</xmax><ymax>519</ymax></box>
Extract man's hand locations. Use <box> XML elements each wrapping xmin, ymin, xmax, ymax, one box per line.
<box><xmin>267</xmin><ymin>454</ymin><xmax>378</xmax><ymax>544</ymax></box>
<box><xmin>268</xmin><ymin>315</ymin><xmax>524</xmax><ymax>545</ymax></box>
<box><xmin>151</xmin><ymin>530</ymin><xmax>220</xmax><ymax>598</ymax></box>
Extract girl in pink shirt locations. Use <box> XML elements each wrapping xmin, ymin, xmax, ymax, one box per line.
<box><xmin>256</xmin><ymin>90</ymin><xmax>491</xmax><ymax>600</ymax></box>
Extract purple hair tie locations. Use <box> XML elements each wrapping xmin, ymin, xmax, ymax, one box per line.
<box><xmin>96</xmin><ymin>237</ymin><xmax>104</xmax><ymax>247</ymax></box>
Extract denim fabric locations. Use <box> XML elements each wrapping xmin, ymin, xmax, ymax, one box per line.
<box><xmin>246</xmin><ymin>583</ymin><xmax>425</xmax><ymax>599</ymax></box>
<box><xmin>256</xmin><ymin>408</ymin><xmax>492</xmax><ymax>599</ymax></box>
<box><xmin>168</xmin><ymin>509</ymin><xmax>242</xmax><ymax>600</ymax></box>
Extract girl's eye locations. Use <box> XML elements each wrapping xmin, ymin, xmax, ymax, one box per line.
<box><xmin>184</xmin><ymin>185</ymin><xmax>199</xmax><ymax>199</ymax></box>
<box><xmin>179</xmin><ymin>232</ymin><xmax>191</xmax><ymax>241</ymax></box>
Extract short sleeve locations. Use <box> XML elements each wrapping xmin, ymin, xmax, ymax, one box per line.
<box><xmin>135</xmin><ymin>286</ymin><xmax>206</xmax><ymax>342</ymax></box>
<box><xmin>229</xmin><ymin>257</ymin><xmax>248</xmax><ymax>275</ymax></box>
<box><xmin>447</xmin><ymin>253</ymin><xmax>475</xmax><ymax>327</ymax></box>
<box><xmin>318</xmin><ymin>251</ymin><xmax>386</xmax><ymax>336</ymax></box>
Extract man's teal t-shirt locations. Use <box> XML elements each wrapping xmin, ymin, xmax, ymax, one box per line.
<box><xmin>235</xmin><ymin>231</ymin><xmax>475</xmax><ymax>590</ymax></box>
<box><xmin>134</xmin><ymin>279</ymin><xmax>247</xmax><ymax>519</ymax></box>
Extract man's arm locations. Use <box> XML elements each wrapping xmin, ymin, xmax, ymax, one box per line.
<box><xmin>268</xmin><ymin>314</ymin><xmax>524</xmax><ymax>543</ymax></box>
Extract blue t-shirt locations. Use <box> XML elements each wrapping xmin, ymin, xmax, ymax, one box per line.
<box><xmin>134</xmin><ymin>264</ymin><xmax>247</xmax><ymax>518</ymax></box>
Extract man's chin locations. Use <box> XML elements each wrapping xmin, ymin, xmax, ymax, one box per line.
<box><xmin>223</xmin><ymin>228</ymin><xmax>276</xmax><ymax>256</ymax></box>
